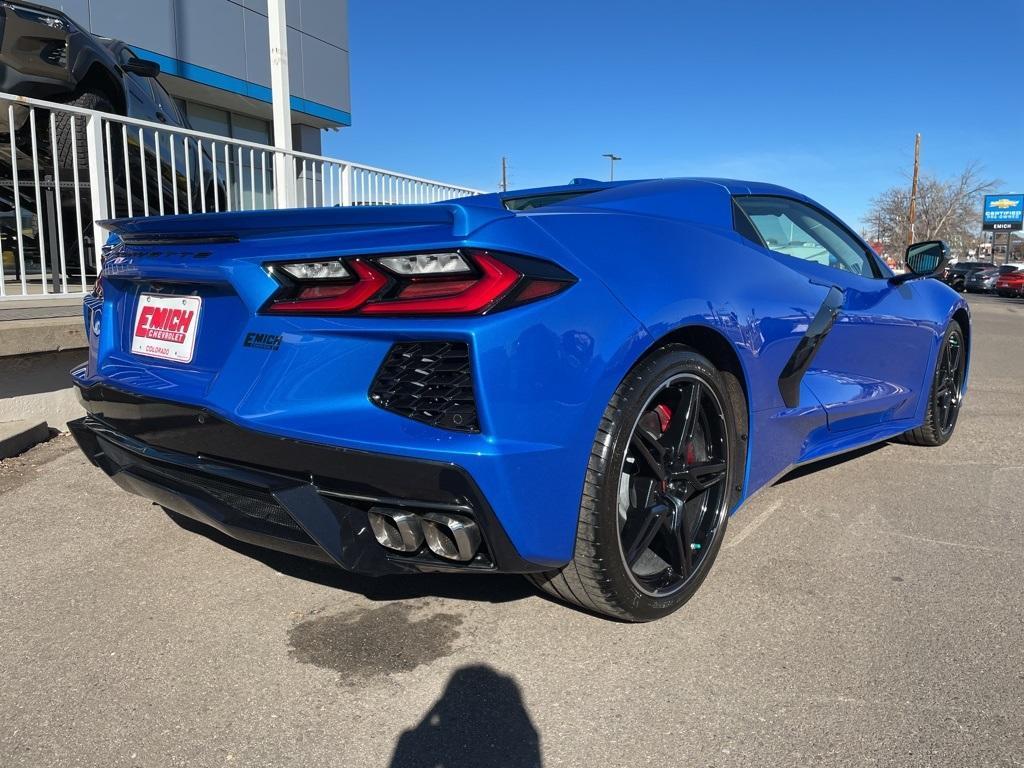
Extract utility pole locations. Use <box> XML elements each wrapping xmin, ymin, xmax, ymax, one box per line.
<box><xmin>500</xmin><ymin>156</ymin><xmax>508</xmax><ymax>192</ymax></box>
<box><xmin>907</xmin><ymin>133</ymin><xmax>921</xmax><ymax>251</ymax></box>
<box><xmin>268</xmin><ymin>0</ymin><xmax>294</xmax><ymax>209</ymax></box>
<box><xmin>602</xmin><ymin>153</ymin><xmax>621</xmax><ymax>181</ymax></box>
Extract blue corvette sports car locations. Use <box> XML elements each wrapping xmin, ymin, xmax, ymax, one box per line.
<box><xmin>70</xmin><ymin>177</ymin><xmax>969</xmax><ymax>621</ymax></box>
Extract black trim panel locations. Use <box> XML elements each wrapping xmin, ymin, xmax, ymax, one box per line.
<box><xmin>778</xmin><ymin>286</ymin><xmax>844</xmax><ymax>408</ymax></box>
<box><xmin>70</xmin><ymin>383</ymin><xmax>543</xmax><ymax>574</ymax></box>
<box><xmin>117</xmin><ymin>234</ymin><xmax>240</xmax><ymax>246</ymax></box>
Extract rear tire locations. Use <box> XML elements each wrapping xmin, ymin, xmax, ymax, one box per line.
<box><xmin>900</xmin><ymin>321</ymin><xmax>966</xmax><ymax>447</ymax></box>
<box><xmin>528</xmin><ymin>345</ymin><xmax>743</xmax><ymax>622</ymax></box>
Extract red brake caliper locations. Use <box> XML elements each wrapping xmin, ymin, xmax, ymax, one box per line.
<box><xmin>654</xmin><ymin>404</ymin><xmax>696</xmax><ymax>488</ymax></box>
<box><xmin>654</xmin><ymin>404</ymin><xmax>672</xmax><ymax>433</ymax></box>
<box><xmin>654</xmin><ymin>404</ymin><xmax>673</xmax><ymax>491</ymax></box>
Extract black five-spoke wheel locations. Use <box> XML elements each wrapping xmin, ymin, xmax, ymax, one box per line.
<box><xmin>618</xmin><ymin>374</ymin><xmax>729</xmax><ymax>597</ymax></box>
<box><xmin>901</xmin><ymin>320</ymin><xmax>967</xmax><ymax>447</ymax></box>
<box><xmin>934</xmin><ymin>326</ymin><xmax>965</xmax><ymax>436</ymax></box>
<box><xmin>528</xmin><ymin>345</ymin><xmax>741</xmax><ymax>622</ymax></box>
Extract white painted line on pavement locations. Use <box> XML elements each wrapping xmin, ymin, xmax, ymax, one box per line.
<box><xmin>880</xmin><ymin>529</ymin><xmax>1019</xmax><ymax>556</ymax></box>
<box><xmin>723</xmin><ymin>500</ymin><xmax>783</xmax><ymax>550</ymax></box>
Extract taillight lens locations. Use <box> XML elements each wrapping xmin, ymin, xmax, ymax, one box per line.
<box><xmin>264</xmin><ymin>249</ymin><xmax>574</xmax><ymax>316</ymax></box>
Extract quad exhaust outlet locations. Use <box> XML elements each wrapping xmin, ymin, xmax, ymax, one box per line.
<box><xmin>367</xmin><ymin>507</ymin><xmax>424</xmax><ymax>553</ymax></box>
<box><xmin>367</xmin><ymin>507</ymin><xmax>481</xmax><ymax>562</ymax></box>
<box><xmin>420</xmin><ymin>512</ymin><xmax>482</xmax><ymax>562</ymax></box>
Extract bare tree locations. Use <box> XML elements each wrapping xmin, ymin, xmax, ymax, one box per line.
<box><xmin>864</xmin><ymin>162</ymin><xmax>998</xmax><ymax>263</ymax></box>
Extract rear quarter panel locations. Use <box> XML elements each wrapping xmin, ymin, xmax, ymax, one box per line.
<box><xmin>525</xmin><ymin>208</ymin><xmax>835</xmax><ymax>414</ymax></box>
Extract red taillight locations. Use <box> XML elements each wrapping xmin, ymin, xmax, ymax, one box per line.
<box><xmin>511</xmin><ymin>278</ymin><xmax>570</xmax><ymax>304</ymax></box>
<box><xmin>396</xmin><ymin>280</ymin><xmax>478</xmax><ymax>300</ymax></box>
<box><xmin>263</xmin><ymin>249</ymin><xmax>574</xmax><ymax>316</ymax></box>
<box><xmin>361</xmin><ymin>252</ymin><xmax>519</xmax><ymax>315</ymax></box>
<box><xmin>266</xmin><ymin>260</ymin><xmax>387</xmax><ymax>313</ymax></box>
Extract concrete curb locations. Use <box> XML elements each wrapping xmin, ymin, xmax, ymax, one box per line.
<box><xmin>0</xmin><ymin>317</ymin><xmax>88</xmax><ymax>358</ymax></box>
<box><xmin>0</xmin><ymin>419</ymin><xmax>50</xmax><ymax>459</ymax></box>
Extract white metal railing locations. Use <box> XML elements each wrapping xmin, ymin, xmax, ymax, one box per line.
<box><xmin>0</xmin><ymin>91</ymin><xmax>482</xmax><ymax>300</ymax></box>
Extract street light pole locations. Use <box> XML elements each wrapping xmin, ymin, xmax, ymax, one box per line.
<box><xmin>268</xmin><ymin>0</ymin><xmax>294</xmax><ymax>208</ymax></box>
<box><xmin>602</xmin><ymin>153</ymin><xmax>621</xmax><ymax>181</ymax></box>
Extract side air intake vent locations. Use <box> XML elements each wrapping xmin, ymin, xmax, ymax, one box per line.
<box><xmin>370</xmin><ymin>342</ymin><xmax>478</xmax><ymax>432</ymax></box>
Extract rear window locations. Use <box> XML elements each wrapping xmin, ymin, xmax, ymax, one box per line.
<box><xmin>502</xmin><ymin>191</ymin><xmax>596</xmax><ymax>211</ymax></box>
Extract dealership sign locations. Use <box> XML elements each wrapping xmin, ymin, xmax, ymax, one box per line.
<box><xmin>982</xmin><ymin>194</ymin><xmax>1024</xmax><ymax>231</ymax></box>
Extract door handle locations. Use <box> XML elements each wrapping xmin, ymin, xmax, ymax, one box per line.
<box><xmin>155</xmin><ymin>112</ymin><xmax>167</xmax><ymax>123</ymax></box>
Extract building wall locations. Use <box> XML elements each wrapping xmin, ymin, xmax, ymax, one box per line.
<box><xmin>43</xmin><ymin>0</ymin><xmax>350</xmax><ymax>129</ymax></box>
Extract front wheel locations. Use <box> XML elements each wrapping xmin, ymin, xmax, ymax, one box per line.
<box><xmin>528</xmin><ymin>346</ymin><xmax>743</xmax><ymax>622</ymax></box>
<box><xmin>900</xmin><ymin>321</ymin><xmax>966</xmax><ymax>446</ymax></box>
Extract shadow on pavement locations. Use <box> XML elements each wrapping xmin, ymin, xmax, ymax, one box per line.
<box><xmin>163</xmin><ymin>508</ymin><xmax>536</xmax><ymax>605</ymax></box>
<box><xmin>773</xmin><ymin>441</ymin><xmax>888</xmax><ymax>486</ymax></box>
<box><xmin>388</xmin><ymin>664</ymin><xmax>542</xmax><ymax>768</ymax></box>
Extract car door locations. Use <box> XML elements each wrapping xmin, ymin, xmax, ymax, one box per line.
<box><xmin>735</xmin><ymin>195</ymin><xmax>934</xmax><ymax>433</ymax></box>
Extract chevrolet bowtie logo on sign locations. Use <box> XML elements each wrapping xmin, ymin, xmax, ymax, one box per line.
<box><xmin>131</xmin><ymin>295</ymin><xmax>202</xmax><ymax>363</ymax></box>
<box><xmin>989</xmin><ymin>198</ymin><xmax>1020</xmax><ymax>209</ymax></box>
<box><xmin>983</xmin><ymin>193</ymin><xmax>1024</xmax><ymax>231</ymax></box>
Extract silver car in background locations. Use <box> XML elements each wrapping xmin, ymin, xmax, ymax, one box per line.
<box><xmin>965</xmin><ymin>264</ymin><xmax>1024</xmax><ymax>293</ymax></box>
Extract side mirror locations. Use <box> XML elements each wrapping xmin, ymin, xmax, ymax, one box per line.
<box><xmin>123</xmin><ymin>57</ymin><xmax>160</xmax><ymax>78</ymax></box>
<box><xmin>890</xmin><ymin>240</ymin><xmax>949</xmax><ymax>285</ymax></box>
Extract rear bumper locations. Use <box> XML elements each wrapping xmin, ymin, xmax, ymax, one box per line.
<box><xmin>70</xmin><ymin>383</ymin><xmax>543</xmax><ymax>575</ymax></box>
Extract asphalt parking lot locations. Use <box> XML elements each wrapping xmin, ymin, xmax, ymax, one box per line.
<box><xmin>2</xmin><ymin>294</ymin><xmax>1022</xmax><ymax>768</ymax></box>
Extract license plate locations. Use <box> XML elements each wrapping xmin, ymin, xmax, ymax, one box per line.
<box><xmin>131</xmin><ymin>294</ymin><xmax>202</xmax><ymax>364</ymax></box>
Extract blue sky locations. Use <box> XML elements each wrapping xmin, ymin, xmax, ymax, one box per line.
<box><xmin>323</xmin><ymin>1</ymin><xmax>1023</xmax><ymax>227</ymax></box>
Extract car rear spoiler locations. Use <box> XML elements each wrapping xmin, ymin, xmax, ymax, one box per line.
<box><xmin>101</xmin><ymin>202</ymin><xmax>512</xmax><ymax>243</ymax></box>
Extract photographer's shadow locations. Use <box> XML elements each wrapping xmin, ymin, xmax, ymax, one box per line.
<box><xmin>388</xmin><ymin>664</ymin><xmax>542</xmax><ymax>768</ymax></box>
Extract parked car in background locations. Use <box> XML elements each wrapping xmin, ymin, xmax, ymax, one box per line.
<box><xmin>941</xmin><ymin>261</ymin><xmax>995</xmax><ymax>292</ymax></box>
<box><xmin>996</xmin><ymin>268</ymin><xmax>1024</xmax><ymax>298</ymax></box>
<box><xmin>965</xmin><ymin>264</ymin><xmax>1024</xmax><ymax>294</ymax></box>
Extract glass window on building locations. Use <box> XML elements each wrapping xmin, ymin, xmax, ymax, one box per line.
<box><xmin>186</xmin><ymin>103</ymin><xmax>231</xmax><ymax>138</ymax></box>
<box><xmin>229</xmin><ymin>114</ymin><xmax>273</xmax><ymax>210</ymax></box>
<box><xmin>231</xmin><ymin>114</ymin><xmax>271</xmax><ymax>145</ymax></box>
<box><xmin>183</xmin><ymin>103</ymin><xmax>272</xmax><ymax>211</ymax></box>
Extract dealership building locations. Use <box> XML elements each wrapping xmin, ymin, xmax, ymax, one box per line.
<box><xmin>41</xmin><ymin>0</ymin><xmax>350</xmax><ymax>154</ymax></box>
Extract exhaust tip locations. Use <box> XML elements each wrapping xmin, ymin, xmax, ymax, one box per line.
<box><xmin>421</xmin><ymin>512</ymin><xmax>481</xmax><ymax>562</ymax></box>
<box><xmin>367</xmin><ymin>507</ymin><xmax>424</xmax><ymax>553</ymax></box>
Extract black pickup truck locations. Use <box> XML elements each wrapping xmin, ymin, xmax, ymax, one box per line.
<box><xmin>0</xmin><ymin>0</ymin><xmax>189</xmax><ymax>146</ymax></box>
<box><xmin>0</xmin><ymin>1</ymin><xmax>224</xmax><ymax>278</ymax></box>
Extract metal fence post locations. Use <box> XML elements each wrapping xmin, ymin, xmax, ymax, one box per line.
<box><xmin>85</xmin><ymin>113</ymin><xmax>109</xmax><ymax>268</ymax></box>
<box><xmin>341</xmin><ymin>164</ymin><xmax>352</xmax><ymax>207</ymax></box>
<box><xmin>273</xmin><ymin>151</ymin><xmax>296</xmax><ymax>209</ymax></box>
